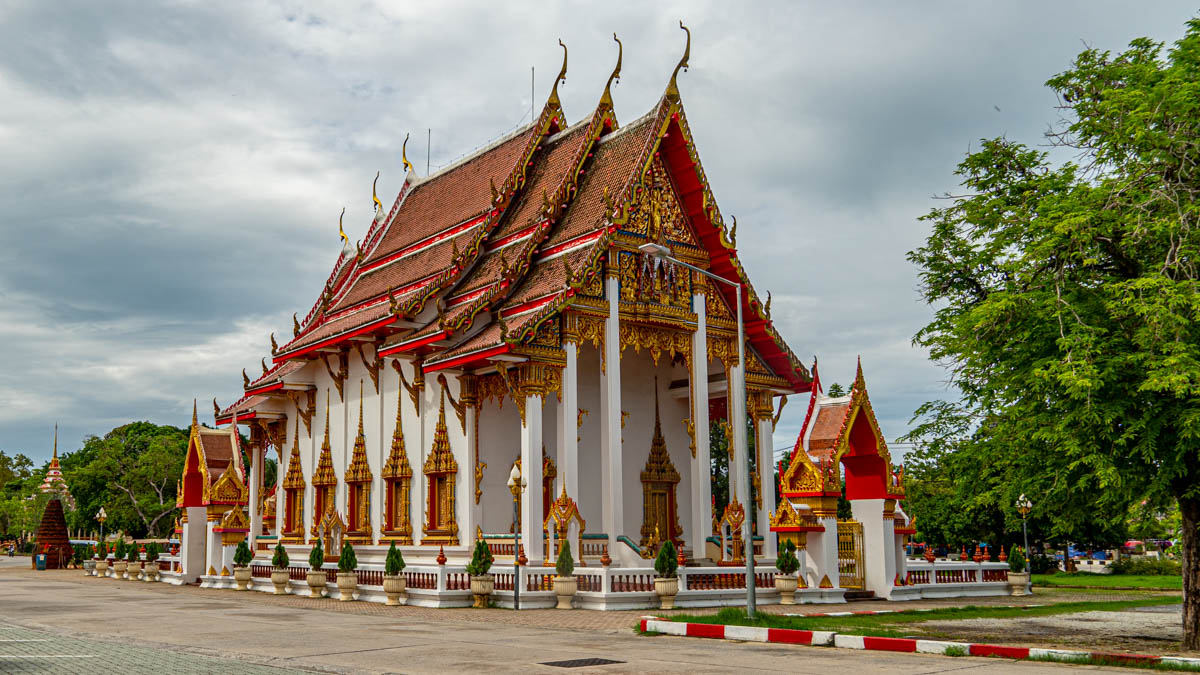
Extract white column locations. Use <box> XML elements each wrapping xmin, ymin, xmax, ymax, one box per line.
<box><xmin>372</xmin><ymin>386</ymin><xmax>385</xmax><ymax>545</ymax></box>
<box><xmin>689</xmin><ymin>290</ymin><xmax>711</xmax><ymax>554</ymax></box>
<box><xmin>520</xmin><ymin>394</ymin><xmax>545</xmax><ymax>564</ymax></box>
<box><xmin>557</xmin><ymin>342</ymin><xmax>579</xmax><ymax>501</ymax></box>
<box><xmin>851</xmin><ymin>498</ymin><xmax>890</xmax><ymax>597</ymax></box>
<box><xmin>808</xmin><ymin>513</ymin><xmax>840</xmax><ymax>589</ymax></box>
<box><xmin>728</xmin><ymin>364</ymin><xmax>747</xmax><ymax>516</ymax></box>
<box><xmin>466</xmin><ymin>401</ymin><xmax>481</xmax><ymax>539</ymax></box>
<box><xmin>248</xmin><ymin>443</ymin><xmax>262</xmax><ymax>548</ymax></box>
<box><xmin>600</xmin><ymin>276</ymin><xmax>623</xmax><ymax>543</ymax></box>
<box><xmin>755</xmin><ymin>416</ymin><xmax>776</xmax><ymax>558</ymax></box>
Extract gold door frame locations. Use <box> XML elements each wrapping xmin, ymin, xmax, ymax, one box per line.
<box><xmin>837</xmin><ymin>520</ymin><xmax>865</xmax><ymax>590</ymax></box>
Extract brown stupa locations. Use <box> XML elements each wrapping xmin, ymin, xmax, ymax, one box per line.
<box><xmin>33</xmin><ymin>498</ymin><xmax>73</xmax><ymax>570</ymax></box>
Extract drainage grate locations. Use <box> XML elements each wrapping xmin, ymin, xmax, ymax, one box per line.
<box><xmin>541</xmin><ymin>658</ymin><xmax>625</xmax><ymax>668</ymax></box>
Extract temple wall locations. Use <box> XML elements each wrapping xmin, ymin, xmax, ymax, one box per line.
<box><xmin>478</xmin><ymin>393</ymin><xmax>521</xmax><ymax>533</ymax></box>
<box><xmin>618</xmin><ymin>350</ymin><xmax>694</xmax><ymax>547</ymax></box>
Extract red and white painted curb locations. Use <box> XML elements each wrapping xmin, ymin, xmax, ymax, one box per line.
<box><xmin>639</xmin><ymin>618</ymin><xmax>1200</xmax><ymax>667</ymax></box>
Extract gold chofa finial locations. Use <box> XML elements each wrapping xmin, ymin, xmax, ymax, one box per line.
<box><xmin>402</xmin><ymin>133</ymin><xmax>414</xmax><ymax>174</ymax></box>
<box><xmin>372</xmin><ymin>171</ymin><xmax>383</xmax><ymax>212</ymax></box>
<box><xmin>193</xmin><ymin>399</ymin><xmax>199</xmax><ymax>430</ymax></box>
<box><xmin>338</xmin><ymin>207</ymin><xmax>348</xmax><ymax>245</ymax></box>
<box><xmin>548</xmin><ymin>39</ymin><xmax>568</xmax><ymax>106</ymax></box>
<box><xmin>667</xmin><ymin>21</ymin><xmax>691</xmax><ymax>100</ymax></box>
<box><xmin>601</xmin><ymin>33</ymin><xmax>622</xmax><ymax>108</ymax></box>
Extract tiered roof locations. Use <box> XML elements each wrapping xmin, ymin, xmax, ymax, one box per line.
<box><xmin>38</xmin><ymin>425</ymin><xmax>69</xmax><ymax>497</ymax></box>
<box><xmin>221</xmin><ymin>29</ymin><xmax>811</xmax><ymax>425</ymax></box>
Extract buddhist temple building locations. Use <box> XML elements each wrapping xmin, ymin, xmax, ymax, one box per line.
<box><xmin>188</xmin><ymin>29</ymin><xmax>1013</xmax><ymax>606</ymax></box>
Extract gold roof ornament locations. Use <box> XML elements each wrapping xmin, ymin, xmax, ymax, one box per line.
<box><xmin>600</xmin><ymin>33</ymin><xmax>622</xmax><ymax>110</ymax></box>
<box><xmin>401</xmin><ymin>133</ymin><xmax>414</xmax><ymax>174</ymax></box>
<box><xmin>372</xmin><ymin>171</ymin><xmax>384</xmax><ymax>213</ymax></box>
<box><xmin>338</xmin><ymin>207</ymin><xmax>348</xmax><ymax>246</ymax></box>
<box><xmin>346</xmin><ymin>381</ymin><xmax>373</xmax><ymax>484</ymax></box>
<box><xmin>292</xmin><ymin>313</ymin><xmax>300</xmax><ymax>337</ymax></box>
<box><xmin>270</xmin><ymin>332</ymin><xmax>278</xmax><ymax>355</ymax></box>
<box><xmin>547</xmin><ymin>39</ymin><xmax>568</xmax><ymax>108</ymax></box>
<box><xmin>282</xmin><ymin>416</ymin><xmax>306</xmax><ymax>490</ymax></box>
<box><xmin>666</xmin><ymin>20</ymin><xmax>691</xmax><ymax>101</ymax></box>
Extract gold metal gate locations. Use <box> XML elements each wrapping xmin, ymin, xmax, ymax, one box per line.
<box><xmin>837</xmin><ymin>520</ymin><xmax>865</xmax><ymax>589</ymax></box>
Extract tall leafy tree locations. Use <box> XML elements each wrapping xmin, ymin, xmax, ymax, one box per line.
<box><xmin>910</xmin><ymin>20</ymin><xmax>1200</xmax><ymax>647</ymax></box>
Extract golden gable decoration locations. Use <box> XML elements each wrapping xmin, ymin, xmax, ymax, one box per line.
<box><xmin>345</xmin><ymin>381</ymin><xmax>373</xmax><ymax>543</ymax></box>
<box><xmin>382</xmin><ymin>371</ymin><xmax>413</xmax><ymax>544</ymax></box>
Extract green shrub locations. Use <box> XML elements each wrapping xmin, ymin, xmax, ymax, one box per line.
<box><xmin>309</xmin><ymin>542</ymin><xmax>324</xmax><ymax>569</ymax></box>
<box><xmin>655</xmin><ymin>540</ymin><xmax>678</xmax><ymax>578</ymax></box>
<box><xmin>1110</xmin><ymin>556</ymin><xmax>1180</xmax><ymax>576</ymax></box>
<box><xmin>384</xmin><ymin>541</ymin><xmax>405</xmax><ymax>576</ymax></box>
<box><xmin>1008</xmin><ymin>546</ymin><xmax>1027</xmax><ymax>574</ymax></box>
<box><xmin>96</xmin><ymin>542</ymin><xmax>106</xmax><ymax>559</ymax></box>
<box><xmin>272</xmin><ymin>543</ymin><xmax>289</xmax><ymax>569</ymax></box>
<box><xmin>465</xmin><ymin>539</ymin><xmax>494</xmax><ymax>576</ymax></box>
<box><xmin>337</xmin><ymin>542</ymin><xmax>357</xmax><ymax>573</ymax></box>
<box><xmin>114</xmin><ymin>540</ymin><xmax>125</xmax><ymax>560</ymax></box>
<box><xmin>233</xmin><ymin>538</ymin><xmax>253</xmax><ymax>567</ymax></box>
<box><xmin>126</xmin><ymin>546</ymin><xmax>138</xmax><ymax>562</ymax></box>
<box><xmin>556</xmin><ymin>540</ymin><xmax>574</xmax><ymax>578</ymax></box>
<box><xmin>145</xmin><ymin>542</ymin><xmax>160</xmax><ymax>563</ymax></box>
<box><xmin>776</xmin><ymin>539</ymin><xmax>800</xmax><ymax>576</ymax></box>
<box><xmin>71</xmin><ymin>545</ymin><xmax>84</xmax><ymax>565</ymax></box>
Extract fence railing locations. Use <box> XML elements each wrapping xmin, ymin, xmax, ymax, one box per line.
<box><xmin>904</xmin><ymin>560</ymin><xmax>1009</xmax><ymax>586</ymax></box>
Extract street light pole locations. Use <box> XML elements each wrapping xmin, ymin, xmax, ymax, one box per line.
<box><xmin>508</xmin><ymin>465</ymin><xmax>526</xmax><ymax>610</ymax></box>
<box><xmin>639</xmin><ymin>242</ymin><xmax>756</xmax><ymax>618</ymax></box>
<box><xmin>1017</xmin><ymin>494</ymin><xmax>1032</xmax><ymax>594</ymax></box>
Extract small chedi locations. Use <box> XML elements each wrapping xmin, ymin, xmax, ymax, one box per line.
<box><xmin>34</xmin><ymin>426</ymin><xmax>73</xmax><ymax>570</ymax></box>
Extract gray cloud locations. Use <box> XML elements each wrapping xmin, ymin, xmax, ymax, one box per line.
<box><xmin>0</xmin><ymin>0</ymin><xmax>1193</xmax><ymax>461</ymax></box>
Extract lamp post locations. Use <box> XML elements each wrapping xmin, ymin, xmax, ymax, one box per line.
<box><xmin>639</xmin><ymin>242</ymin><xmax>756</xmax><ymax>617</ymax></box>
<box><xmin>96</xmin><ymin>507</ymin><xmax>107</xmax><ymax>546</ymax></box>
<box><xmin>507</xmin><ymin>464</ymin><xmax>527</xmax><ymax>610</ymax></box>
<box><xmin>1016</xmin><ymin>494</ymin><xmax>1032</xmax><ymax>594</ymax></box>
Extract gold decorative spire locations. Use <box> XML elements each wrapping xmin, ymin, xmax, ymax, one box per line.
<box><xmin>338</xmin><ymin>207</ymin><xmax>348</xmax><ymax>245</ymax></box>
<box><xmin>402</xmin><ymin>133</ymin><xmax>414</xmax><ymax>174</ymax></box>
<box><xmin>547</xmin><ymin>39</ymin><xmax>568</xmax><ymax>107</ymax></box>
<box><xmin>52</xmin><ymin>423</ymin><xmax>57</xmax><ymax>462</ymax></box>
<box><xmin>282</xmin><ymin>416</ymin><xmax>305</xmax><ymax>490</ymax></box>
<box><xmin>666</xmin><ymin>20</ymin><xmax>691</xmax><ymax>101</ymax></box>
<box><xmin>312</xmin><ymin>390</ymin><xmax>337</xmax><ymax>488</ymax></box>
<box><xmin>383</xmin><ymin>367</ymin><xmax>411</xmax><ymax>479</ymax></box>
<box><xmin>192</xmin><ymin>399</ymin><xmax>199</xmax><ymax>431</ymax></box>
<box><xmin>372</xmin><ymin>171</ymin><xmax>384</xmax><ymax>213</ymax></box>
<box><xmin>600</xmin><ymin>33</ymin><xmax>622</xmax><ymax>109</ymax></box>
<box><xmin>346</xmin><ymin>380</ymin><xmax>373</xmax><ymax>484</ymax></box>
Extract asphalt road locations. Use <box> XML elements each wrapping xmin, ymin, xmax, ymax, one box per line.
<box><xmin>0</xmin><ymin>557</ymin><xmax>1156</xmax><ymax>674</ymax></box>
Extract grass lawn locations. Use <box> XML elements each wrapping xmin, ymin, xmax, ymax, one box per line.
<box><xmin>1033</xmin><ymin>573</ymin><xmax>1182</xmax><ymax>590</ymax></box>
<box><xmin>651</xmin><ymin>597</ymin><xmax>1182</xmax><ymax>638</ymax></box>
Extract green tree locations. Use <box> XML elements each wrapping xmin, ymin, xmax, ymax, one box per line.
<box><xmin>825</xmin><ymin>383</ymin><xmax>847</xmax><ymax>398</ymax></box>
<box><xmin>908</xmin><ymin>19</ymin><xmax>1200</xmax><ymax>647</ymax></box>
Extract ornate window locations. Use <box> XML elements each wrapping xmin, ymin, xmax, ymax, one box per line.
<box><xmin>281</xmin><ymin>417</ymin><xmax>306</xmax><ymax>543</ymax></box>
<box><xmin>382</xmin><ymin>379</ymin><xmax>413</xmax><ymax>543</ymax></box>
<box><xmin>422</xmin><ymin>387</ymin><xmax>459</xmax><ymax>546</ymax></box>
<box><xmin>310</xmin><ymin>392</ymin><xmax>338</xmax><ymax>538</ymax></box>
<box><xmin>640</xmin><ymin>388</ymin><xmax>682</xmax><ymax>549</ymax></box>
<box><xmin>344</xmin><ymin>384</ymin><xmax>373</xmax><ymax>545</ymax></box>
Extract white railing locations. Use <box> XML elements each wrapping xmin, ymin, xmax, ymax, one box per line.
<box><xmin>903</xmin><ymin>559</ymin><xmax>1009</xmax><ymax>585</ymax></box>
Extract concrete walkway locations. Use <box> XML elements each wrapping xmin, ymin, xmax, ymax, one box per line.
<box><xmin>0</xmin><ymin>566</ymin><xmax>1161</xmax><ymax>674</ymax></box>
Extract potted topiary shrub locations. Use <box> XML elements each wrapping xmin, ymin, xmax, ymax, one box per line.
<box><xmin>654</xmin><ymin>540</ymin><xmax>680</xmax><ymax>609</ymax></box>
<box><xmin>465</xmin><ymin>539</ymin><xmax>494</xmax><ymax>608</ymax></box>
<box><xmin>775</xmin><ymin>539</ymin><xmax>801</xmax><ymax>604</ymax></box>
<box><xmin>1007</xmin><ymin>546</ymin><xmax>1030</xmax><ymax>596</ymax></box>
<box><xmin>95</xmin><ymin>543</ymin><xmax>109</xmax><ymax>578</ymax></box>
<box><xmin>83</xmin><ymin>545</ymin><xmax>96</xmax><ymax>576</ymax></box>
<box><xmin>306</xmin><ymin>542</ymin><xmax>326</xmax><ymax>598</ymax></box>
<box><xmin>270</xmin><ymin>543</ymin><xmax>290</xmax><ymax>595</ymax></box>
<box><xmin>125</xmin><ymin>545</ymin><xmax>140</xmax><ymax>580</ymax></box>
<box><xmin>113</xmin><ymin>541</ymin><xmax>128</xmax><ymax>579</ymax></box>
<box><xmin>336</xmin><ymin>541</ymin><xmax>358</xmax><ymax>602</ymax></box>
<box><xmin>383</xmin><ymin>541</ymin><xmax>406</xmax><ymax>606</ymax></box>
<box><xmin>143</xmin><ymin>543</ymin><xmax>160</xmax><ymax>582</ymax></box>
<box><xmin>233</xmin><ymin>538</ymin><xmax>254</xmax><ymax>591</ymax></box>
<box><xmin>552</xmin><ymin>541</ymin><xmax>576</xmax><ymax>609</ymax></box>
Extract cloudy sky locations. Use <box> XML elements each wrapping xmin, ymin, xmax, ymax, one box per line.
<box><xmin>1</xmin><ymin>1</ymin><xmax>1194</xmax><ymax>464</ymax></box>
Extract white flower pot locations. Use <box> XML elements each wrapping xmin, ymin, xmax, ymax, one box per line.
<box><xmin>113</xmin><ymin>560</ymin><xmax>127</xmax><ymax>579</ymax></box>
<box><xmin>306</xmin><ymin>570</ymin><xmax>327</xmax><ymax>598</ymax></box>
<box><xmin>775</xmin><ymin>574</ymin><xmax>798</xmax><ymax>605</ymax></box>
<box><xmin>336</xmin><ymin>572</ymin><xmax>357</xmax><ymax>602</ymax></box>
<box><xmin>383</xmin><ymin>574</ymin><xmax>407</xmax><ymax>606</ymax></box>
<box><xmin>271</xmin><ymin>569</ymin><xmax>291</xmax><ymax>595</ymax></box>
<box><xmin>552</xmin><ymin>576</ymin><xmax>577</xmax><ymax>609</ymax></box>
<box><xmin>654</xmin><ymin>577</ymin><xmax>679</xmax><ymax>610</ymax></box>
<box><xmin>143</xmin><ymin>562</ymin><xmax>159</xmax><ymax>582</ymax></box>
<box><xmin>470</xmin><ymin>574</ymin><xmax>494</xmax><ymax>609</ymax></box>
<box><xmin>1008</xmin><ymin>571</ymin><xmax>1031</xmax><ymax>596</ymax></box>
<box><xmin>96</xmin><ymin>560</ymin><xmax>109</xmax><ymax>577</ymax></box>
<box><xmin>234</xmin><ymin>566</ymin><xmax>253</xmax><ymax>591</ymax></box>
<box><xmin>83</xmin><ymin>559</ymin><xmax>96</xmax><ymax>576</ymax></box>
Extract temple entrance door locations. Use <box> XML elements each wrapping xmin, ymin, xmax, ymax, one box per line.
<box><xmin>837</xmin><ymin>520</ymin><xmax>865</xmax><ymax>589</ymax></box>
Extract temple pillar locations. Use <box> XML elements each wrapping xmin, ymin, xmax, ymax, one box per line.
<box><xmin>463</xmin><ymin>377</ymin><xmax>481</xmax><ymax>542</ymax></box>
<box><xmin>599</xmin><ymin>275</ymin><xmax>623</xmax><ymax>545</ymax></box>
<box><xmin>520</xmin><ymin>393</ymin><xmax>545</xmax><ymax>564</ymax></box>
<box><xmin>808</xmin><ymin>512</ymin><xmax>840</xmax><ymax>589</ymax></box>
<box><xmin>689</xmin><ymin>289</ymin><xmax>711</xmax><ymax>555</ymax></box>
<box><xmin>557</xmin><ymin>342</ymin><xmax>579</xmax><ymax>500</ymax></box>
<box><xmin>852</xmin><ymin>499</ymin><xmax>891</xmax><ymax>597</ymax></box>
<box><xmin>248</xmin><ymin>440</ymin><xmax>263</xmax><ymax>549</ymax></box>
<box><xmin>755</xmin><ymin>414</ymin><xmax>776</xmax><ymax>558</ymax></box>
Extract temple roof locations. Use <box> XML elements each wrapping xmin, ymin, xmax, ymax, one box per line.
<box><xmin>248</xmin><ymin>36</ymin><xmax>810</xmax><ymax>398</ymax></box>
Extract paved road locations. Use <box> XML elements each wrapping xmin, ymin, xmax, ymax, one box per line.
<box><xmin>0</xmin><ymin>564</ymin><xmax>1157</xmax><ymax>674</ymax></box>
